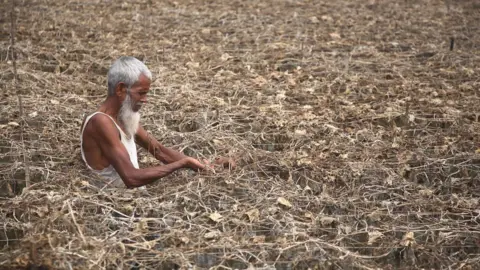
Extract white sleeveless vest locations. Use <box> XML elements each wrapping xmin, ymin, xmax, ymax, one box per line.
<box><xmin>80</xmin><ymin>112</ymin><xmax>139</xmax><ymax>188</ymax></box>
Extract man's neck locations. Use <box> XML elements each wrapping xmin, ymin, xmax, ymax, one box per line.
<box><xmin>97</xmin><ymin>96</ymin><xmax>138</xmax><ymax>138</ymax></box>
<box><xmin>98</xmin><ymin>96</ymin><xmax>121</xmax><ymax>120</ymax></box>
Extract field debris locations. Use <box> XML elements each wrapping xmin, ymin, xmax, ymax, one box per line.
<box><xmin>1</xmin><ymin>0</ymin><xmax>480</xmax><ymax>269</ymax></box>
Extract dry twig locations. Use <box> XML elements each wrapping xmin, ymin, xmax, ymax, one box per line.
<box><xmin>0</xmin><ymin>0</ymin><xmax>479</xmax><ymax>269</ymax></box>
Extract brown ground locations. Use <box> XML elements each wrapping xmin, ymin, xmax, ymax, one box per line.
<box><xmin>1</xmin><ymin>0</ymin><xmax>480</xmax><ymax>269</ymax></box>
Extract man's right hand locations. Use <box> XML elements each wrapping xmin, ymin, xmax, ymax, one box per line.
<box><xmin>184</xmin><ymin>157</ymin><xmax>209</xmax><ymax>172</ymax></box>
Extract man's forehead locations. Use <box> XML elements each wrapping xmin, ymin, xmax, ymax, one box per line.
<box><xmin>132</xmin><ymin>74</ymin><xmax>151</xmax><ymax>88</ymax></box>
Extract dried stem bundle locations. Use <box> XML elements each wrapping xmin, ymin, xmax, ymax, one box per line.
<box><xmin>1</xmin><ymin>0</ymin><xmax>479</xmax><ymax>269</ymax></box>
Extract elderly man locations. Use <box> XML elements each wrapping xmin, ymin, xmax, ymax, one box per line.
<box><xmin>80</xmin><ymin>56</ymin><xmax>233</xmax><ymax>188</ymax></box>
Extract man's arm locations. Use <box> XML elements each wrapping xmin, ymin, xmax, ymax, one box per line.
<box><xmin>88</xmin><ymin>115</ymin><xmax>203</xmax><ymax>188</ymax></box>
<box><xmin>135</xmin><ymin>125</ymin><xmax>188</xmax><ymax>164</ymax></box>
<box><xmin>136</xmin><ymin>125</ymin><xmax>236</xmax><ymax>170</ymax></box>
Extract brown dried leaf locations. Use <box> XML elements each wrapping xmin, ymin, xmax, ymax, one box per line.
<box><xmin>245</xmin><ymin>208</ymin><xmax>260</xmax><ymax>222</ymax></box>
<box><xmin>204</xmin><ymin>230</ymin><xmax>221</xmax><ymax>240</ymax></box>
<box><xmin>220</xmin><ymin>53</ymin><xmax>232</xmax><ymax>61</ymax></box>
<box><xmin>367</xmin><ymin>210</ymin><xmax>382</xmax><ymax>222</ymax></box>
<box><xmin>252</xmin><ymin>76</ymin><xmax>267</xmax><ymax>87</ymax></box>
<box><xmin>277</xmin><ymin>197</ymin><xmax>292</xmax><ymax>208</ymax></box>
<box><xmin>309</xmin><ymin>16</ymin><xmax>319</xmax><ymax>24</ymax></box>
<box><xmin>329</xmin><ymin>32</ymin><xmax>341</xmax><ymax>39</ymax></box>
<box><xmin>268</xmin><ymin>206</ymin><xmax>279</xmax><ymax>214</ymax></box>
<box><xmin>269</xmin><ymin>71</ymin><xmax>282</xmax><ymax>80</ymax></box>
<box><xmin>321</xmin><ymin>15</ymin><xmax>333</xmax><ymax>21</ymax></box>
<box><xmin>208</xmin><ymin>212</ymin><xmax>223</xmax><ymax>222</ymax></box>
<box><xmin>297</xmin><ymin>157</ymin><xmax>312</xmax><ymax>166</ymax></box>
<box><xmin>186</xmin><ymin>62</ymin><xmax>200</xmax><ymax>69</ymax></box>
<box><xmin>368</xmin><ymin>231</ymin><xmax>384</xmax><ymax>245</ymax></box>
<box><xmin>319</xmin><ymin>216</ymin><xmax>337</xmax><ymax>226</ymax></box>
<box><xmin>252</xmin><ymin>235</ymin><xmax>265</xmax><ymax>243</ymax></box>
<box><xmin>419</xmin><ymin>189</ymin><xmax>433</xmax><ymax>197</ymax></box>
<box><xmin>33</xmin><ymin>205</ymin><xmax>49</xmax><ymax>218</ymax></box>
<box><xmin>400</xmin><ymin>231</ymin><xmax>415</xmax><ymax>247</ymax></box>
<box><xmin>287</xmin><ymin>77</ymin><xmax>296</xmax><ymax>86</ymax></box>
<box><xmin>14</xmin><ymin>254</ymin><xmax>29</xmax><ymax>267</ymax></box>
<box><xmin>304</xmin><ymin>211</ymin><xmax>314</xmax><ymax>219</ymax></box>
<box><xmin>135</xmin><ymin>219</ymin><xmax>149</xmax><ymax>233</ymax></box>
<box><xmin>180</xmin><ymin>236</ymin><xmax>190</xmax><ymax>244</ymax></box>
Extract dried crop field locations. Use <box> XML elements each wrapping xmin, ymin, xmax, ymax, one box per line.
<box><xmin>1</xmin><ymin>0</ymin><xmax>480</xmax><ymax>269</ymax></box>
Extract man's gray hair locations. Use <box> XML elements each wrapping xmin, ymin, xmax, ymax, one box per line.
<box><xmin>107</xmin><ymin>56</ymin><xmax>152</xmax><ymax>96</ymax></box>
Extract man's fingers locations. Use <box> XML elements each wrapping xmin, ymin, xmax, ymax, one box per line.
<box><xmin>202</xmin><ymin>159</ymin><xmax>216</xmax><ymax>170</ymax></box>
<box><xmin>195</xmin><ymin>157</ymin><xmax>236</xmax><ymax>174</ymax></box>
<box><xmin>202</xmin><ymin>159</ymin><xmax>212</xmax><ymax>167</ymax></box>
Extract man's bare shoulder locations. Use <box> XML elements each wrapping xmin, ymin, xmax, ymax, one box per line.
<box><xmin>84</xmin><ymin>113</ymin><xmax>120</xmax><ymax>142</ymax></box>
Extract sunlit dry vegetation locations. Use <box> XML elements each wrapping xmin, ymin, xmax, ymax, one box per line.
<box><xmin>1</xmin><ymin>0</ymin><xmax>480</xmax><ymax>269</ymax></box>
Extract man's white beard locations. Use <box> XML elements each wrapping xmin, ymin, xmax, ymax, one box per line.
<box><xmin>118</xmin><ymin>94</ymin><xmax>140</xmax><ymax>139</ymax></box>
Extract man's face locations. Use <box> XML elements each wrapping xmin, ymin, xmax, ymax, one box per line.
<box><xmin>127</xmin><ymin>73</ymin><xmax>151</xmax><ymax>112</ymax></box>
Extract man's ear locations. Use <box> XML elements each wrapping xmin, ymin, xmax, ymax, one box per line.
<box><xmin>114</xmin><ymin>82</ymin><xmax>127</xmax><ymax>97</ymax></box>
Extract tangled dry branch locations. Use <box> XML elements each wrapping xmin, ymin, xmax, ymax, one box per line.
<box><xmin>1</xmin><ymin>0</ymin><xmax>480</xmax><ymax>269</ymax></box>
